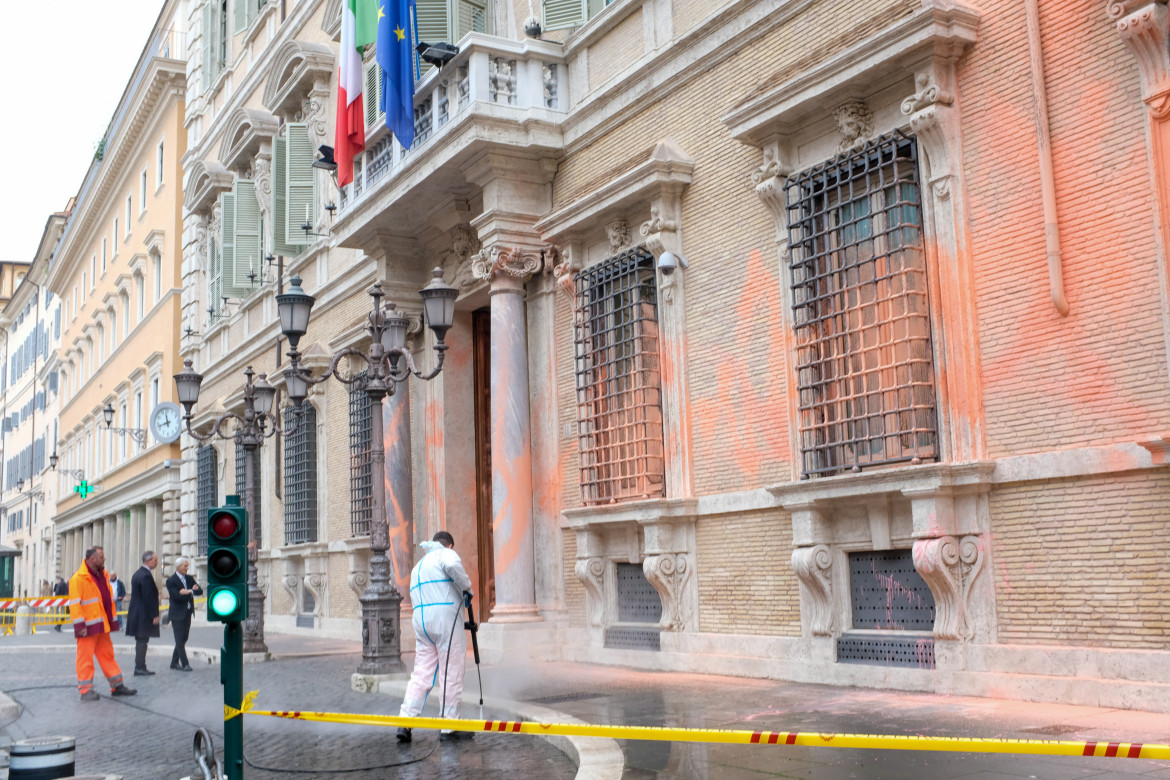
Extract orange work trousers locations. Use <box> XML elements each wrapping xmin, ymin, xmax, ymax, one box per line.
<box><xmin>76</xmin><ymin>632</ymin><xmax>124</xmax><ymax>694</ymax></box>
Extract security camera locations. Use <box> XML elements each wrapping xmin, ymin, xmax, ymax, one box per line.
<box><xmin>163</xmin><ymin>459</ymin><xmax>174</xmax><ymax>469</ymax></box>
<box><xmin>658</xmin><ymin>251</ymin><xmax>684</xmax><ymax>276</ymax></box>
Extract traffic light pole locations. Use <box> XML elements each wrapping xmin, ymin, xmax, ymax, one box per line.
<box><xmin>222</xmin><ymin>620</ymin><xmax>244</xmax><ymax>780</ymax></box>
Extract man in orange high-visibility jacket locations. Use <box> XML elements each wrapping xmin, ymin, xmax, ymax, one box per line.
<box><xmin>69</xmin><ymin>546</ymin><xmax>137</xmax><ymax>702</ymax></box>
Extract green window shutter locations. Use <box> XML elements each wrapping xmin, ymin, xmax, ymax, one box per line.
<box><xmin>543</xmin><ymin>0</ymin><xmax>586</xmax><ymax>31</ymax></box>
<box><xmin>285</xmin><ymin>124</ymin><xmax>317</xmax><ymax>247</ymax></box>
<box><xmin>415</xmin><ymin>0</ymin><xmax>449</xmax><ymax>77</ymax></box>
<box><xmin>455</xmin><ymin>0</ymin><xmax>486</xmax><ymax>38</ymax></box>
<box><xmin>220</xmin><ymin>191</ymin><xmax>236</xmax><ymax>305</ymax></box>
<box><xmin>271</xmin><ymin>135</ymin><xmax>298</xmax><ymax>257</ymax></box>
<box><xmin>209</xmin><ymin>236</ymin><xmax>223</xmax><ymax>318</ymax></box>
<box><xmin>364</xmin><ymin>60</ymin><xmax>383</xmax><ymax>129</ymax></box>
<box><xmin>226</xmin><ymin>180</ymin><xmax>260</xmax><ymax>298</ymax></box>
<box><xmin>233</xmin><ymin>0</ymin><xmax>248</xmax><ymax>33</ymax></box>
<box><xmin>202</xmin><ymin>2</ymin><xmax>213</xmax><ymax>91</ymax></box>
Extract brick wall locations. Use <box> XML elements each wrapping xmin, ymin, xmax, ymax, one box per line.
<box><xmin>695</xmin><ymin>509</ymin><xmax>802</xmax><ymax>636</ymax></box>
<box><xmin>563</xmin><ymin>530</ymin><xmax>586</xmax><ymax>624</ymax></box>
<box><xmin>962</xmin><ymin>0</ymin><xmax>1170</xmax><ymax>457</ymax></box>
<box><xmin>991</xmin><ymin>470</ymin><xmax>1170</xmax><ymax>649</ymax></box>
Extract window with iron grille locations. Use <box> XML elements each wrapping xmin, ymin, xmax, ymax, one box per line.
<box><xmin>283</xmin><ymin>405</ymin><xmax>318</xmax><ymax>545</ymax></box>
<box><xmin>784</xmin><ymin>131</ymin><xmax>939</xmax><ymax>478</ymax></box>
<box><xmin>573</xmin><ymin>247</ymin><xmax>665</xmax><ymax>505</ymax></box>
<box><xmin>234</xmin><ymin>440</ymin><xmax>262</xmax><ymax>545</ymax></box>
<box><xmin>348</xmin><ymin>371</ymin><xmax>373</xmax><ymax>537</ymax></box>
<box><xmin>196</xmin><ymin>445</ymin><xmax>218</xmax><ymax>556</ymax></box>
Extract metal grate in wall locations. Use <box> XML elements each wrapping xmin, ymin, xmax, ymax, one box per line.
<box><xmin>837</xmin><ymin>635</ymin><xmax>935</xmax><ymax>669</ymax></box>
<box><xmin>604</xmin><ymin>627</ymin><xmax>661</xmax><ymax>651</ymax></box>
<box><xmin>283</xmin><ymin>405</ymin><xmax>318</xmax><ymax>545</ymax></box>
<box><xmin>196</xmin><ymin>445</ymin><xmax>218</xmax><ymax>556</ymax></box>
<box><xmin>615</xmin><ymin>562</ymin><xmax>662</xmax><ymax>624</ymax></box>
<box><xmin>573</xmin><ymin>248</ymin><xmax>665</xmax><ymax>505</ymax></box>
<box><xmin>784</xmin><ymin>131</ymin><xmax>938</xmax><ymax>478</ymax></box>
<box><xmin>348</xmin><ymin>371</ymin><xmax>373</xmax><ymax>537</ymax></box>
<box><xmin>849</xmin><ymin>549</ymin><xmax>935</xmax><ymax>630</ymax></box>
<box><xmin>234</xmin><ymin>439</ymin><xmax>262</xmax><ymax>544</ymax></box>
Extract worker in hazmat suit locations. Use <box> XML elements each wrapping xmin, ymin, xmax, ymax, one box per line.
<box><xmin>397</xmin><ymin>531</ymin><xmax>474</xmax><ymax>743</ymax></box>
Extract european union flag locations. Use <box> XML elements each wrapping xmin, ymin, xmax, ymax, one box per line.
<box><xmin>377</xmin><ymin>0</ymin><xmax>416</xmax><ymax>149</ymax></box>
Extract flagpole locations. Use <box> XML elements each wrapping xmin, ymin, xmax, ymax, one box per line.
<box><xmin>410</xmin><ymin>1</ymin><xmax>421</xmax><ymax>80</ymax></box>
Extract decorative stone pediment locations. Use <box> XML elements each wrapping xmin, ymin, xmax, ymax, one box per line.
<box><xmin>219</xmin><ymin>108</ymin><xmax>280</xmax><ymax>172</ymax></box>
<box><xmin>184</xmin><ymin>160</ymin><xmax>233</xmax><ymax>215</ymax></box>
<box><xmin>263</xmin><ymin>40</ymin><xmax>336</xmax><ymax>118</ymax></box>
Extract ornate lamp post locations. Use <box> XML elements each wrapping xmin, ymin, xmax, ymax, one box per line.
<box><xmin>275</xmin><ymin>269</ymin><xmax>456</xmax><ymax>675</ymax></box>
<box><xmin>173</xmin><ymin>362</ymin><xmax>289</xmax><ymax>654</ymax></box>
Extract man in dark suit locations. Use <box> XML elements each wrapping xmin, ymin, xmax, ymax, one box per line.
<box><xmin>166</xmin><ymin>557</ymin><xmax>202</xmax><ymax>671</ymax></box>
<box><xmin>125</xmin><ymin>550</ymin><xmax>160</xmax><ymax>676</ymax></box>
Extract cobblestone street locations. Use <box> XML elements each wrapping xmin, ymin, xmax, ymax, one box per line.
<box><xmin>0</xmin><ymin>646</ymin><xmax>574</xmax><ymax>779</ymax></box>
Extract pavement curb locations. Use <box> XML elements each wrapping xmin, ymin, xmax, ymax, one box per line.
<box><xmin>374</xmin><ymin>678</ymin><xmax>625</xmax><ymax>780</ymax></box>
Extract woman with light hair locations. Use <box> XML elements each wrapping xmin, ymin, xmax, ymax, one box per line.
<box><xmin>165</xmin><ymin>557</ymin><xmax>203</xmax><ymax>671</ymax></box>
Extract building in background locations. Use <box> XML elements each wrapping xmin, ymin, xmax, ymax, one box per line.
<box><xmin>43</xmin><ymin>0</ymin><xmax>188</xmax><ymax>587</ymax></box>
<box><xmin>0</xmin><ymin>258</ymin><xmax>33</xmax><ymax>595</ymax></box>
<box><xmin>166</xmin><ymin>0</ymin><xmax>1170</xmax><ymax>716</ymax></box>
<box><xmin>0</xmin><ymin>210</ymin><xmax>67</xmax><ymax>596</ymax></box>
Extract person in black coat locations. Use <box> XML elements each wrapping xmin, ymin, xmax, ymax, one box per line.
<box><xmin>166</xmin><ymin>557</ymin><xmax>202</xmax><ymax>671</ymax></box>
<box><xmin>125</xmin><ymin>550</ymin><xmax>160</xmax><ymax>675</ymax></box>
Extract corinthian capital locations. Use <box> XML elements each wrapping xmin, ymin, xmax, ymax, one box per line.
<box><xmin>470</xmin><ymin>245</ymin><xmax>544</xmax><ymax>283</ymax></box>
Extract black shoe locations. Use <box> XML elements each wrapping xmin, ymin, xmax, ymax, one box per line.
<box><xmin>134</xmin><ymin>668</ymin><xmax>155</xmax><ymax>676</ymax></box>
<box><xmin>396</xmin><ymin>727</ymin><xmax>412</xmax><ymax>743</ymax></box>
<box><xmin>80</xmin><ymin>689</ymin><xmax>100</xmax><ymax>702</ymax></box>
<box><xmin>179</xmin><ymin>665</ymin><xmax>193</xmax><ymax>672</ymax></box>
<box><xmin>170</xmin><ymin>663</ymin><xmax>181</xmax><ymax>670</ymax></box>
<box><xmin>111</xmin><ymin>684</ymin><xmax>137</xmax><ymax>697</ymax></box>
<box><xmin>440</xmin><ymin>730</ymin><xmax>474</xmax><ymax>741</ymax></box>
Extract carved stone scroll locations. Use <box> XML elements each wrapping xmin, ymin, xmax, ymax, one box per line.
<box><xmin>643</xmin><ymin>553</ymin><xmax>693</xmax><ymax>632</ymax></box>
<box><xmin>791</xmin><ymin>544</ymin><xmax>834</xmax><ymax>636</ymax></box>
<box><xmin>574</xmin><ymin>557</ymin><xmax>605</xmax><ymax>628</ymax></box>
<box><xmin>1109</xmin><ymin>1</ymin><xmax>1170</xmax><ymax>113</ymax></box>
<box><xmin>471</xmin><ymin>245</ymin><xmax>544</xmax><ymax>283</ymax></box>
<box><xmin>913</xmin><ymin>534</ymin><xmax>985</xmax><ymax>641</ymax></box>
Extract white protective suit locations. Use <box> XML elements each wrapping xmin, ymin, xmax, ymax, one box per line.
<box><xmin>399</xmin><ymin>541</ymin><xmax>474</xmax><ymax>720</ymax></box>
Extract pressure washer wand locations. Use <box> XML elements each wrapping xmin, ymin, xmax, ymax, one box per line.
<box><xmin>463</xmin><ymin>592</ymin><xmax>484</xmax><ymax>718</ymax></box>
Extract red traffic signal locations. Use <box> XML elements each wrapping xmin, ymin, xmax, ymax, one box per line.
<box><xmin>211</xmin><ymin>513</ymin><xmax>240</xmax><ymax>540</ymax></box>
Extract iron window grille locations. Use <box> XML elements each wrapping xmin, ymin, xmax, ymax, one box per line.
<box><xmin>234</xmin><ymin>439</ymin><xmax>262</xmax><ymax>544</ymax></box>
<box><xmin>283</xmin><ymin>405</ymin><xmax>318</xmax><ymax>545</ymax></box>
<box><xmin>348</xmin><ymin>371</ymin><xmax>374</xmax><ymax>537</ymax></box>
<box><xmin>784</xmin><ymin>131</ymin><xmax>939</xmax><ymax>478</ymax></box>
<box><xmin>196</xmin><ymin>445</ymin><xmax>218</xmax><ymax>556</ymax></box>
<box><xmin>573</xmin><ymin>247</ymin><xmax>665</xmax><ymax>505</ymax></box>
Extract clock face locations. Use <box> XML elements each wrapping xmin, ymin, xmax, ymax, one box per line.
<box><xmin>150</xmin><ymin>402</ymin><xmax>183</xmax><ymax>444</ymax></box>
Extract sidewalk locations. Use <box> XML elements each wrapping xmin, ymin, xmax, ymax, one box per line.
<box><xmin>4</xmin><ymin>624</ymin><xmax>1170</xmax><ymax>778</ymax></box>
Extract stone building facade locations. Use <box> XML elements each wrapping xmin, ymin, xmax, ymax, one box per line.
<box><xmin>172</xmin><ymin>0</ymin><xmax>1170</xmax><ymax>712</ymax></box>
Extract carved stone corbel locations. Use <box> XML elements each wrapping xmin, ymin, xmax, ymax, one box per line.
<box><xmin>281</xmin><ymin>574</ymin><xmax>301</xmax><ymax>616</ymax></box>
<box><xmin>574</xmin><ymin>556</ymin><xmax>605</xmax><ymax>628</ymax></box>
<box><xmin>791</xmin><ymin>544</ymin><xmax>834</xmax><ymax>636</ymax></box>
<box><xmin>301</xmin><ymin>80</ymin><xmax>333</xmax><ymax>149</ymax></box>
<box><xmin>751</xmin><ymin>139</ymin><xmax>794</xmax><ymax>239</ymax></box>
<box><xmin>912</xmin><ymin>534</ymin><xmax>985</xmax><ymax>641</ymax></box>
<box><xmin>639</xmin><ymin>202</ymin><xmax>685</xmax><ymax>304</ymax></box>
<box><xmin>304</xmin><ymin>571</ymin><xmax>328</xmax><ymax>617</ymax></box>
<box><xmin>901</xmin><ymin>70</ymin><xmax>958</xmax><ymax>200</ymax></box>
<box><xmin>1109</xmin><ymin>1</ymin><xmax>1170</xmax><ymax>115</ymax></box>
<box><xmin>347</xmin><ymin>569</ymin><xmax>369</xmax><ymax>600</ymax></box>
<box><xmin>642</xmin><ymin>553</ymin><xmax>693</xmax><ymax>632</ymax></box>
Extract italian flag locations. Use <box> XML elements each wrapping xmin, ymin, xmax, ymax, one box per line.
<box><xmin>336</xmin><ymin>0</ymin><xmax>378</xmax><ymax>186</ymax></box>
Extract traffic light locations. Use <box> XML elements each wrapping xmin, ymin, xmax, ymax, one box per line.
<box><xmin>207</xmin><ymin>495</ymin><xmax>248</xmax><ymax>623</ymax></box>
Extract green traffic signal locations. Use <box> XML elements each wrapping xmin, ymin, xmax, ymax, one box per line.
<box><xmin>206</xmin><ymin>496</ymin><xmax>248</xmax><ymax>623</ymax></box>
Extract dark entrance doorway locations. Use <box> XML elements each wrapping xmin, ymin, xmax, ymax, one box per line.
<box><xmin>472</xmin><ymin>308</ymin><xmax>495</xmax><ymax>623</ymax></box>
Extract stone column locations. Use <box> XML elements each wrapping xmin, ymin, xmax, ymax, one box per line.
<box><xmin>102</xmin><ymin>516</ymin><xmax>117</xmax><ymax>571</ymax></box>
<box><xmin>162</xmin><ymin>491</ymin><xmax>181</xmax><ymax>569</ymax></box>
<box><xmin>82</xmin><ymin>523</ymin><xmax>93</xmax><ymax>553</ymax></box>
<box><xmin>129</xmin><ymin>507</ymin><xmax>143</xmax><ymax>568</ymax></box>
<box><xmin>473</xmin><ymin>246</ymin><xmax>542</xmax><ymax>622</ymax></box>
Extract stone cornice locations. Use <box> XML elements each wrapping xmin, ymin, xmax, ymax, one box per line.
<box><xmin>723</xmin><ymin>0</ymin><xmax>978</xmax><ymax>145</ymax></box>
<box><xmin>54</xmin><ymin>463</ymin><xmax>181</xmax><ymax>529</ymax></box>
<box><xmin>218</xmin><ymin>108</ymin><xmax>281</xmax><ymax>172</ymax></box>
<box><xmin>184</xmin><ymin>159</ymin><xmax>234</xmax><ymax>215</ymax></box>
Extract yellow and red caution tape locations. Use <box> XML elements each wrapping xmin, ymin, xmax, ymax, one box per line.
<box><xmin>224</xmin><ymin>691</ymin><xmax>1170</xmax><ymax>759</ymax></box>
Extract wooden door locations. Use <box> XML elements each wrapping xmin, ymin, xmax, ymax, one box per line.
<box><xmin>472</xmin><ymin>308</ymin><xmax>495</xmax><ymax>622</ymax></box>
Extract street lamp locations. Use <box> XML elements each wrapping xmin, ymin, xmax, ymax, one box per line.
<box><xmin>173</xmin><ymin>362</ymin><xmax>289</xmax><ymax>654</ymax></box>
<box><xmin>49</xmin><ymin>453</ymin><xmax>86</xmax><ymax>483</ymax></box>
<box><xmin>276</xmin><ymin>269</ymin><xmax>457</xmax><ymax>674</ymax></box>
<box><xmin>102</xmin><ymin>402</ymin><xmax>147</xmax><ymax>446</ymax></box>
